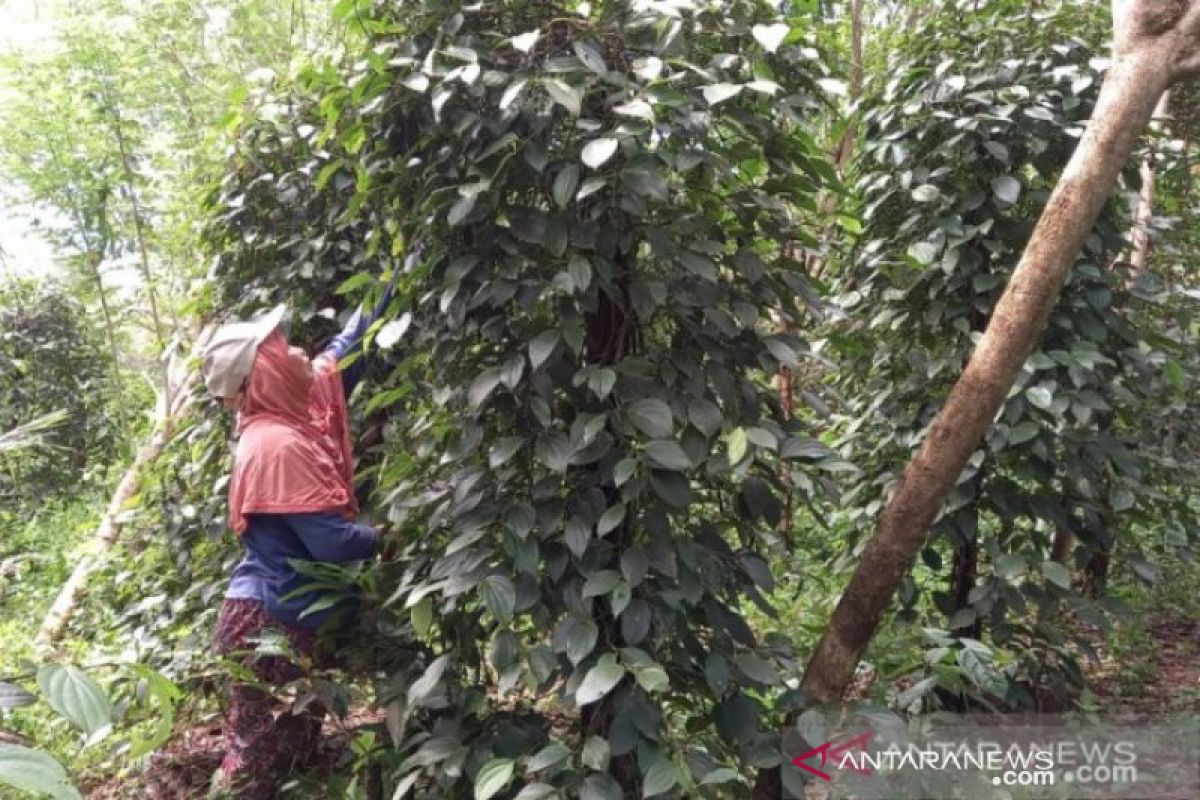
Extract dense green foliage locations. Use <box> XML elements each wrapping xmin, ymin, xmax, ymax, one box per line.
<box><xmin>0</xmin><ymin>280</ymin><xmax>120</xmax><ymax>504</ymax></box>
<box><xmin>831</xmin><ymin>2</ymin><xmax>1137</xmax><ymax>708</ymax></box>
<box><xmin>202</xmin><ymin>0</ymin><xmax>850</xmax><ymax>795</ymax></box>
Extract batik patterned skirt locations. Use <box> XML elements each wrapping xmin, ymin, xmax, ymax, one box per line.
<box><xmin>212</xmin><ymin>598</ymin><xmax>324</xmax><ymax>799</ymax></box>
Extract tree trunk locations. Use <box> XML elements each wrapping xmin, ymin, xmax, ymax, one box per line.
<box><xmin>776</xmin><ymin>316</ymin><xmax>795</xmax><ymax>541</ymax></box>
<box><xmin>1076</xmin><ymin>87</ymin><xmax>1171</xmax><ymax>599</ymax></box>
<box><xmin>35</xmin><ymin>356</ymin><xmax>194</xmax><ymax>648</ymax></box>
<box><xmin>582</xmin><ymin>248</ymin><xmax>639</xmax><ymax>795</ymax></box>
<box><xmin>1128</xmin><ymin>90</ymin><xmax>1171</xmax><ymax>275</ymax></box>
<box><xmin>1051</xmin><ymin>527</ymin><xmax>1074</xmax><ymax>564</ymax></box>
<box><xmin>1084</xmin><ymin>551</ymin><xmax>1110</xmax><ymax>598</ymax></box>
<box><xmin>1079</xmin><ymin>21</ymin><xmax>1174</xmax><ymax>597</ymax></box>
<box><xmin>774</xmin><ymin>0</ymin><xmax>866</xmax><ymax>539</ymax></box>
<box><xmin>46</xmin><ymin>138</ymin><xmax>130</xmax><ymax>435</ymax></box>
<box><xmin>798</xmin><ymin>4</ymin><xmax>1190</xmax><ymax>708</ymax></box>
<box><xmin>100</xmin><ymin>84</ymin><xmax>170</xmax><ymax>353</ymax></box>
<box><xmin>88</xmin><ymin>255</ymin><xmax>129</xmax><ymax>436</ymax></box>
<box><xmin>834</xmin><ymin>0</ymin><xmax>864</xmax><ymax>165</ymax></box>
<box><xmin>1052</xmin><ymin>475</ymin><xmax>1085</xmax><ymax>565</ymax></box>
<box><xmin>950</xmin><ymin>508</ymin><xmax>981</xmax><ymax>640</ymax></box>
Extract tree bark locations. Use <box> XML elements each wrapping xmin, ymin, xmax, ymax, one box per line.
<box><xmin>834</xmin><ymin>0</ymin><xmax>865</xmax><ymax>165</ymax></box>
<box><xmin>799</xmin><ymin>3</ymin><xmax>1192</xmax><ymax>707</ymax></box>
<box><xmin>1051</xmin><ymin>526</ymin><xmax>1074</xmax><ymax>564</ymax></box>
<box><xmin>1128</xmin><ymin>90</ymin><xmax>1171</xmax><ymax>275</ymax></box>
<box><xmin>950</xmin><ymin>504</ymin><xmax>982</xmax><ymax>640</ymax></box>
<box><xmin>1052</xmin><ymin>475</ymin><xmax>1086</xmax><ymax>565</ymax></box>
<box><xmin>88</xmin><ymin>254</ymin><xmax>129</xmax><ymax>434</ymax></box>
<box><xmin>776</xmin><ymin>316</ymin><xmax>795</xmax><ymax>541</ymax></box>
<box><xmin>100</xmin><ymin>84</ymin><xmax>170</xmax><ymax>354</ymax></box>
<box><xmin>1128</xmin><ymin>91</ymin><xmax>1166</xmax><ymax>275</ymax></box>
<box><xmin>34</xmin><ymin>356</ymin><xmax>195</xmax><ymax>648</ymax></box>
<box><xmin>774</xmin><ymin>0</ymin><xmax>866</xmax><ymax>540</ymax></box>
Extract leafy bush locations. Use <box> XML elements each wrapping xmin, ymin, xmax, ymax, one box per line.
<box><xmin>200</xmin><ymin>0</ymin><xmax>846</xmax><ymax>795</ymax></box>
<box><xmin>0</xmin><ymin>278</ymin><xmax>122</xmax><ymax>504</ymax></box>
<box><xmin>0</xmin><ymin>662</ymin><xmax>180</xmax><ymax>800</ymax></box>
<box><xmin>827</xmin><ymin>0</ymin><xmax>1199</xmax><ymax>710</ymax></box>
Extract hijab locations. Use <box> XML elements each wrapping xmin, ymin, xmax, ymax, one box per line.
<box><xmin>226</xmin><ymin>331</ymin><xmax>357</xmax><ymax>534</ymax></box>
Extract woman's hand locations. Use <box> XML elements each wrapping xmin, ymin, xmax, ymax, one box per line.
<box><xmin>360</xmin><ymin>515</ymin><xmax>398</xmax><ymax>561</ymax></box>
<box><xmin>378</xmin><ymin>533</ymin><xmax>400</xmax><ymax>562</ymax></box>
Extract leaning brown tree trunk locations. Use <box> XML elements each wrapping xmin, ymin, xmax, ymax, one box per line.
<box><xmin>35</xmin><ymin>355</ymin><xmax>195</xmax><ymax>649</ymax></box>
<box><xmin>797</xmin><ymin>0</ymin><xmax>1200</xmax><ymax>708</ymax></box>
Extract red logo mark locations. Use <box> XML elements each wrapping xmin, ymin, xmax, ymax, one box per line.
<box><xmin>791</xmin><ymin>731</ymin><xmax>875</xmax><ymax>781</ymax></box>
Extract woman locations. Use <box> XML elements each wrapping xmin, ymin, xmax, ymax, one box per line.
<box><xmin>198</xmin><ymin>291</ymin><xmax>391</xmax><ymax>798</ymax></box>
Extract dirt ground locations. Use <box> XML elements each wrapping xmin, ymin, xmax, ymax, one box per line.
<box><xmin>81</xmin><ymin>708</ymin><xmax>386</xmax><ymax>799</ymax></box>
<box><xmin>1087</xmin><ymin>613</ymin><xmax>1200</xmax><ymax>715</ymax></box>
<box><xmin>78</xmin><ymin>614</ymin><xmax>1199</xmax><ymax>798</ymax></box>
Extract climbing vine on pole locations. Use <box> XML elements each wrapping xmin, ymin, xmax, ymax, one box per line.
<box><xmin>205</xmin><ymin>0</ymin><xmax>839</xmax><ymax>795</ymax></box>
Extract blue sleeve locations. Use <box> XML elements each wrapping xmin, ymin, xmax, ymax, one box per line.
<box><xmin>325</xmin><ymin>307</ymin><xmax>371</xmax><ymax>398</ymax></box>
<box><xmin>285</xmin><ymin>512</ymin><xmax>378</xmax><ymax>562</ymax></box>
<box><xmin>322</xmin><ymin>250</ymin><xmax>415</xmax><ymax>396</ymax></box>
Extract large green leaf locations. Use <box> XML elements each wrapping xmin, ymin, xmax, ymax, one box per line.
<box><xmin>702</xmin><ymin>83</ymin><xmax>742</xmax><ymax>105</ymax></box>
<box><xmin>36</xmin><ymin>666</ymin><xmax>111</xmax><ymax>741</ymax></box>
<box><xmin>474</xmin><ymin>757</ymin><xmax>514</xmax><ymax>800</ymax></box>
<box><xmin>575</xmin><ymin>654</ymin><xmax>625</xmax><ymax>706</ymax></box>
<box><xmin>480</xmin><ymin>575</ymin><xmax>516</xmax><ymax>623</ymax></box>
<box><xmin>582</xmin><ymin>570</ymin><xmax>622</xmax><ymax>598</ymax></box>
<box><xmin>526</xmin><ymin>742</ymin><xmax>569</xmax><ymax>774</ymax></box>
<box><xmin>582</xmin><ymin>137</ymin><xmax>619</xmax><ymax>169</ymax></box>
<box><xmin>127</xmin><ymin>665</ymin><xmax>182</xmax><ymax>759</ymax></box>
<box><xmin>573</xmin><ymin>40</ymin><xmax>607</xmax><ymax>75</ymax></box>
<box><xmin>911</xmin><ymin>184</ymin><xmax>939</xmax><ymax>202</ymax></box>
<box><xmin>644</xmin><ymin>440</ymin><xmax>690</xmax><ymax>470</ymax></box>
<box><xmin>543</xmin><ymin>79</ymin><xmax>582</xmax><ymax>116</ymax></box>
<box><xmin>529</xmin><ymin>330</ymin><xmax>560</xmax><ymax>370</ymax></box>
<box><xmin>750</xmin><ymin>22</ymin><xmax>789</xmax><ymax>53</ymax></box>
<box><xmin>565</xmin><ymin>617</ymin><xmax>599</xmax><ymax>665</ymax></box>
<box><xmin>0</xmin><ymin>682</ymin><xmax>35</xmax><ymax>710</ymax></box>
<box><xmin>0</xmin><ymin>744</ymin><xmax>80</xmax><ymax>800</ymax></box>
<box><xmin>553</xmin><ymin>165</ymin><xmax>580</xmax><ymax>208</ymax></box>
<box><xmin>408</xmin><ymin>655</ymin><xmax>449</xmax><ymax>707</ymax></box>
<box><xmin>642</xmin><ymin>756</ymin><xmax>679</xmax><ymax>797</ymax></box>
<box><xmin>596</xmin><ymin>504</ymin><xmax>625</xmax><ymax>536</ymax></box>
<box><xmin>1040</xmin><ymin>561</ymin><xmax>1071</xmax><ymax>590</ymax></box>
<box><xmin>726</xmin><ymin>428</ymin><xmax>748</xmax><ymax>464</ymax></box>
<box><xmin>991</xmin><ymin>175</ymin><xmax>1021</xmax><ymax>203</ymax></box>
<box><xmin>582</xmin><ymin>735</ymin><xmax>610</xmax><ymax>771</ymax></box>
<box><xmin>581</xmin><ymin>774</ymin><xmax>623</xmax><ymax>800</ymax></box>
<box><xmin>515</xmin><ymin>784</ymin><xmax>557</xmax><ymax>800</ymax></box>
<box><xmin>626</xmin><ymin>399</ymin><xmax>673</xmax><ymax>438</ymax></box>
<box><xmin>734</xmin><ymin>652</ymin><xmax>779</xmax><ymax>686</ymax></box>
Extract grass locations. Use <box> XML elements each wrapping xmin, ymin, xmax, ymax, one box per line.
<box><xmin>0</xmin><ymin>492</ymin><xmax>104</xmax><ymax>673</ymax></box>
<box><xmin>0</xmin><ymin>490</ymin><xmax>107</xmax><ymax>799</ymax></box>
<box><xmin>1096</xmin><ymin>555</ymin><xmax>1200</xmax><ymax>709</ymax></box>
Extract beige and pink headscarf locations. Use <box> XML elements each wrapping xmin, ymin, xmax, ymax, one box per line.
<box><xmin>227</xmin><ymin>331</ymin><xmax>357</xmax><ymax>534</ymax></box>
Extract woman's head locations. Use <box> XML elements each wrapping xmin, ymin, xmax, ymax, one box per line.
<box><xmin>198</xmin><ymin>304</ymin><xmax>289</xmax><ymax>407</ymax></box>
<box><xmin>239</xmin><ymin>331</ymin><xmax>314</xmax><ymax>424</ymax></box>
